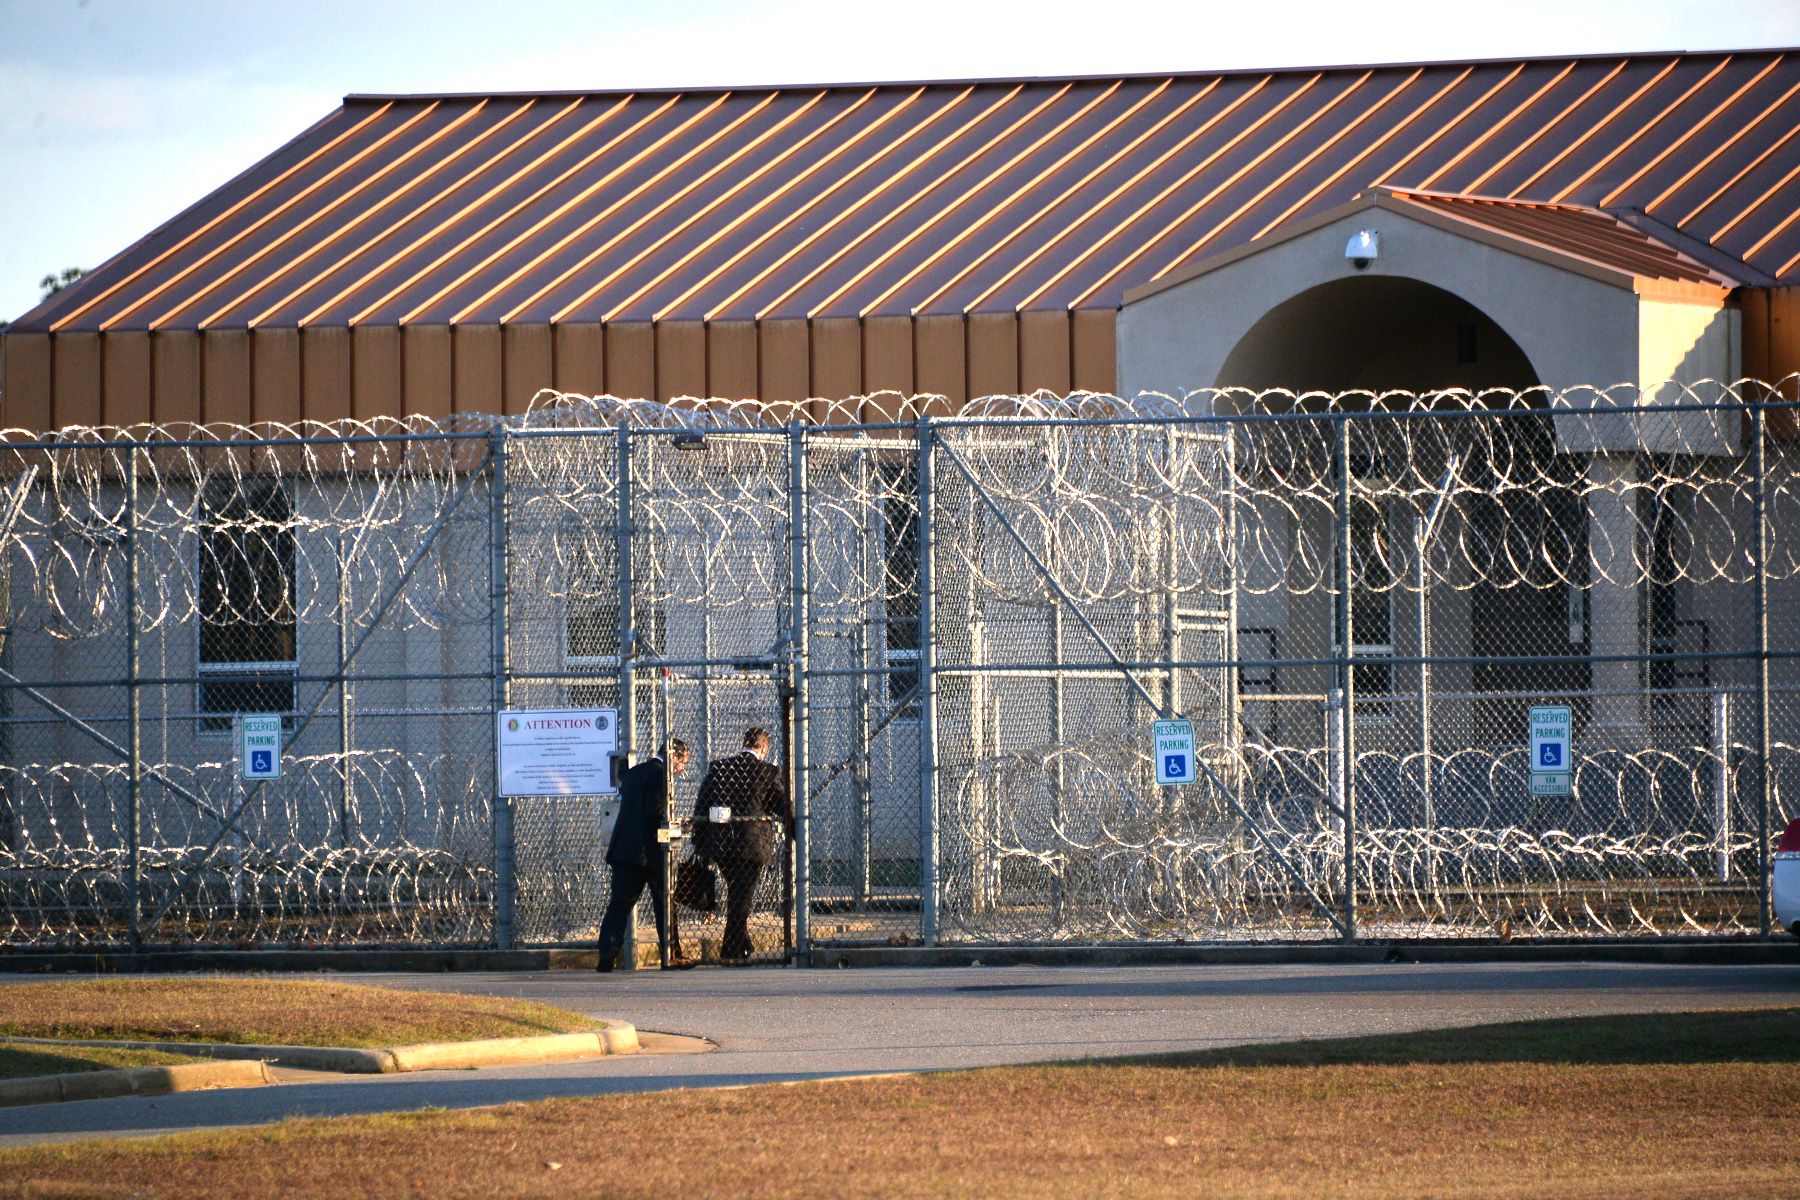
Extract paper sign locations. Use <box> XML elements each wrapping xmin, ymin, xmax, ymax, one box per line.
<box><xmin>496</xmin><ymin>708</ymin><xmax>618</xmax><ymax>797</ymax></box>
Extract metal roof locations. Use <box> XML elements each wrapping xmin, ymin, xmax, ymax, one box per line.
<box><xmin>20</xmin><ymin>48</ymin><xmax>1800</xmax><ymax>335</ymax></box>
<box><xmin>1385</xmin><ymin>189</ymin><xmax>1745</xmax><ymax>286</ymax></box>
<box><xmin>1127</xmin><ymin>185</ymin><xmax>1750</xmax><ymax>301</ymax></box>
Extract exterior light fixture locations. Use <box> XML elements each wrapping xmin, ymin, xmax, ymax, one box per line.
<box><xmin>1345</xmin><ymin>229</ymin><xmax>1379</xmax><ymax>269</ymax></box>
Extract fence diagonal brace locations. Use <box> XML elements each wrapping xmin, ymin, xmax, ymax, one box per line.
<box><xmin>0</xmin><ymin>663</ymin><xmax>236</xmax><ymax>830</ymax></box>
<box><xmin>935</xmin><ymin>437</ymin><xmax>1347</xmax><ymax>939</ymax></box>
<box><xmin>0</xmin><ymin>465</ymin><xmax>40</xmax><ymax>549</ymax></box>
<box><xmin>145</xmin><ymin>443</ymin><xmax>497</xmax><ymax>936</ymax></box>
<box><xmin>936</xmin><ymin>439</ymin><xmax>1170</xmax><ymax>715</ymax></box>
<box><xmin>807</xmin><ymin>680</ymin><xmax>920</xmax><ymax>805</ymax></box>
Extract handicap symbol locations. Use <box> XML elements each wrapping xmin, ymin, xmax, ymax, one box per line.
<box><xmin>1163</xmin><ymin>754</ymin><xmax>1189</xmax><ymax>780</ymax></box>
<box><xmin>251</xmin><ymin>750</ymin><xmax>273</xmax><ymax>774</ymax></box>
<box><xmin>1538</xmin><ymin>743</ymin><xmax>1562</xmax><ymax>768</ymax></box>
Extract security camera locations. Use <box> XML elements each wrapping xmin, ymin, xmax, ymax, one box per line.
<box><xmin>1345</xmin><ymin>229</ymin><xmax>1379</xmax><ymax>270</ymax></box>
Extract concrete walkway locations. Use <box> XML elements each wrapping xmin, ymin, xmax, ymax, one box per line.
<box><xmin>3</xmin><ymin>960</ymin><xmax>1796</xmax><ymax>1148</ymax></box>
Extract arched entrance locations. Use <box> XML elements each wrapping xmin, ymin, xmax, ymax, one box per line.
<box><xmin>1214</xmin><ymin>275</ymin><xmax>1538</xmax><ymax>396</ymax></box>
<box><xmin>1214</xmin><ymin>277</ymin><xmax>1590</xmax><ymax>755</ymax></box>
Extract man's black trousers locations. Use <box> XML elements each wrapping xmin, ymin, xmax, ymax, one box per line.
<box><xmin>597</xmin><ymin>860</ymin><xmax>667</xmax><ymax>968</ymax></box>
<box><xmin>719</xmin><ymin>854</ymin><xmax>767</xmax><ymax>961</ymax></box>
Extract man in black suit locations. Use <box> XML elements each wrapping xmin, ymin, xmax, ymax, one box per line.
<box><xmin>692</xmin><ymin>727</ymin><xmax>792</xmax><ymax>962</ymax></box>
<box><xmin>596</xmin><ymin>738</ymin><xmax>690</xmax><ymax>972</ymax></box>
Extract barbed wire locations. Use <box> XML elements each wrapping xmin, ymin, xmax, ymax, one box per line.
<box><xmin>2</xmin><ymin>379</ymin><xmax>1793</xmax><ymax>946</ymax></box>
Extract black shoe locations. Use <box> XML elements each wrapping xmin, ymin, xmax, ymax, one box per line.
<box><xmin>595</xmin><ymin>961</ymin><xmax>614</xmax><ymax>973</ymax></box>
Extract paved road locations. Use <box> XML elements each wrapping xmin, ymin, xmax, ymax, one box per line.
<box><xmin>3</xmin><ymin>961</ymin><xmax>1796</xmax><ymax>1147</ymax></box>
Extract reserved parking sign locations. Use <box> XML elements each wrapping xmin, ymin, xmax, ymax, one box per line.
<box><xmin>240</xmin><ymin>715</ymin><xmax>283</xmax><ymax>781</ymax></box>
<box><xmin>1528</xmin><ymin>705</ymin><xmax>1571</xmax><ymax>797</ymax></box>
<box><xmin>1153</xmin><ymin>719</ymin><xmax>1196</xmax><ymax>786</ymax></box>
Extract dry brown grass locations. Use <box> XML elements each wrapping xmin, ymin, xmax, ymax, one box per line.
<box><xmin>0</xmin><ymin>1042</ymin><xmax>205</xmax><ymax>1081</ymax></box>
<box><xmin>0</xmin><ymin>977</ymin><xmax>598</xmax><ymax>1048</ymax></box>
<box><xmin>3</xmin><ymin>1008</ymin><xmax>1796</xmax><ymax>1199</ymax></box>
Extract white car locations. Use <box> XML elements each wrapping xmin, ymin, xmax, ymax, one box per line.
<box><xmin>1776</xmin><ymin>819</ymin><xmax>1800</xmax><ymax>938</ymax></box>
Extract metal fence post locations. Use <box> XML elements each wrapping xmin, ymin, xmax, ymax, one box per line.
<box><xmin>489</xmin><ymin>428</ymin><xmax>515</xmax><ymax>950</ymax></box>
<box><xmin>853</xmin><ymin>449</ymin><xmax>873</xmax><ymax>907</ymax></box>
<box><xmin>616</xmin><ymin>424</ymin><xmax>638</xmax><ymax>968</ymax></box>
<box><xmin>1336</xmin><ymin>417</ymin><xmax>1357</xmax><ymax>941</ymax></box>
<box><xmin>917</xmin><ymin>415</ymin><xmax>939</xmax><ymax>947</ymax></box>
<box><xmin>1048</xmin><ymin>498</ymin><xmax>1066</xmax><ymax>930</ymax></box>
<box><xmin>788</xmin><ymin>422</ymin><xmax>812</xmax><ymax>963</ymax></box>
<box><xmin>125</xmin><ymin>450</ymin><xmax>142</xmax><ymax>948</ymax></box>
<box><xmin>336</xmin><ymin>532</ymin><xmax>354</xmax><ymax>850</ymax></box>
<box><xmin>1752</xmin><ymin>405</ymin><xmax>1772</xmax><ymax>938</ymax></box>
<box><xmin>1714</xmin><ymin>690</ymin><xmax>1732</xmax><ymax>883</ymax></box>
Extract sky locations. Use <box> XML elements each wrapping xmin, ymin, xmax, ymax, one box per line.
<box><xmin>1</xmin><ymin>0</ymin><xmax>1797</xmax><ymax>324</ymax></box>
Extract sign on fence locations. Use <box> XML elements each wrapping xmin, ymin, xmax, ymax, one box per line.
<box><xmin>239</xmin><ymin>715</ymin><xmax>283</xmax><ymax>781</ymax></box>
<box><xmin>1529</xmin><ymin>705</ymin><xmax>1572</xmax><ymax>797</ymax></box>
<box><xmin>1153</xmin><ymin>719</ymin><xmax>1196</xmax><ymax>786</ymax></box>
<box><xmin>496</xmin><ymin>708</ymin><xmax>619</xmax><ymax>797</ymax></box>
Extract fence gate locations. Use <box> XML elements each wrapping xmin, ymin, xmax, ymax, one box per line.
<box><xmin>632</xmin><ymin>429</ymin><xmax>793</xmax><ymax>965</ymax></box>
<box><xmin>4</xmin><ymin>388</ymin><xmax>1791</xmax><ymax>955</ymax></box>
<box><xmin>920</xmin><ymin>419</ymin><xmax>1318</xmax><ymax>942</ymax></box>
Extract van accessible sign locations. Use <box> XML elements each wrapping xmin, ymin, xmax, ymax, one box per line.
<box><xmin>497</xmin><ymin>708</ymin><xmax>618</xmax><ymax>797</ymax></box>
<box><xmin>1528</xmin><ymin>704</ymin><xmax>1572</xmax><ymax>797</ymax></box>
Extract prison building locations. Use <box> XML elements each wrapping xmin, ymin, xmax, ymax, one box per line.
<box><xmin>3</xmin><ymin>49</ymin><xmax>1800</xmax><ymax>950</ymax></box>
<box><xmin>4</xmin><ymin>48</ymin><xmax>1799</xmax><ymax>424</ymax></box>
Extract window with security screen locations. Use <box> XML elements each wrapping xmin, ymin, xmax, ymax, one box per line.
<box><xmin>197</xmin><ymin>477</ymin><xmax>296</xmax><ymax>732</ymax></box>
<box><xmin>1333</xmin><ymin>444</ymin><xmax>1396</xmax><ymax>705</ymax></box>
<box><xmin>879</xmin><ymin>458</ymin><xmax>920</xmax><ymax>714</ymax></box>
<box><xmin>562</xmin><ymin>524</ymin><xmax>661</xmax><ymax>709</ymax></box>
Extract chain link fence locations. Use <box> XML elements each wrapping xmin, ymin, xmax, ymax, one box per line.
<box><xmin>2</xmin><ymin>384</ymin><xmax>1794</xmax><ymax>950</ymax></box>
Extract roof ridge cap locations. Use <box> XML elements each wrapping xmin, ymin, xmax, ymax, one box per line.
<box><xmin>339</xmin><ymin>46</ymin><xmax>1793</xmax><ymax>105</ymax></box>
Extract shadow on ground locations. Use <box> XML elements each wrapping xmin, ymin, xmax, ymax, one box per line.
<box><xmin>1080</xmin><ymin>1006</ymin><xmax>1800</xmax><ymax>1070</ymax></box>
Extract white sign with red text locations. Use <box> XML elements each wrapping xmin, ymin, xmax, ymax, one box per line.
<box><xmin>496</xmin><ymin>708</ymin><xmax>618</xmax><ymax>797</ymax></box>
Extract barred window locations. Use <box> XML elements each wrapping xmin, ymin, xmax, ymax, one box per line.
<box><xmin>197</xmin><ymin>477</ymin><xmax>296</xmax><ymax>732</ymax></box>
<box><xmin>563</xmin><ymin>525</ymin><xmax>662</xmax><ymax>709</ymax></box>
<box><xmin>879</xmin><ymin>459</ymin><xmax>920</xmax><ymax>713</ymax></box>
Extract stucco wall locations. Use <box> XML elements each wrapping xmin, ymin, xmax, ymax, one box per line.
<box><xmin>1118</xmin><ymin>207</ymin><xmax>1641</xmax><ymax>401</ymax></box>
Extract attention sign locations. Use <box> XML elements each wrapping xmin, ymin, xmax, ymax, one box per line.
<box><xmin>496</xmin><ymin>708</ymin><xmax>618</xmax><ymax>797</ymax></box>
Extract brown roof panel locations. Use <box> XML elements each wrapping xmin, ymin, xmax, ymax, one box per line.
<box><xmin>449</xmin><ymin>91</ymin><xmax>813</xmax><ymax>324</ymax></box>
<box><xmin>1386</xmin><ymin>190</ymin><xmax>1740</xmax><ymax>286</ymax></box>
<box><xmin>334</xmin><ymin>94</ymin><xmax>689</xmax><ymax>326</ymax></box>
<box><xmin>886</xmin><ymin>79</ymin><xmax>1201</xmax><ymax>317</ymax></box>
<box><xmin>395</xmin><ymin>92</ymin><xmax>764</xmax><ymax>325</ymax></box>
<box><xmin>216</xmin><ymin>95</ymin><xmax>601</xmax><ymax>329</ymax></box>
<box><xmin>171</xmin><ymin>100</ymin><xmax>540</xmax><ymax>330</ymax></box>
<box><xmin>126</xmin><ymin>101</ymin><xmax>486</xmax><ymax>331</ymax></box>
<box><xmin>15</xmin><ymin>49</ymin><xmax>1797</xmax><ymax>336</ymax></box>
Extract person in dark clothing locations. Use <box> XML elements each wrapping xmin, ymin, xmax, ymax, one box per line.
<box><xmin>596</xmin><ymin>739</ymin><xmax>690</xmax><ymax>972</ymax></box>
<box><xmin>692</xmin><ymin>727</ymin><xmax>792</xmax><ymax>962</ymax></box>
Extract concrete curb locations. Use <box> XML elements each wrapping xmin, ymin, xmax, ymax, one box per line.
<box><xmin>812</xmin><ymin>940</ymin><xmax>1800</xmax><ymax>969</ymax></box>
<box><xmin>3</xmin><ymin>1027</ymin><xmax>639</xmax><ymax>1074</ymax></box>
<box><xmin>0</xmin><ymin>947</ymin><xmax>650</xmax><ymax>974</ymax></box>
<box><xmin>0</xmin><ymin>948</ymin><xmax>564</xmax><ymax>975</ymax></box>
<box><xmin>0</xmin><ymin>1058</ymin><xmax>272</xmax><ymax>1109</ymax></box>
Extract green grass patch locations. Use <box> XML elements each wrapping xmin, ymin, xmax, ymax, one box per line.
<box><xmin>0</xmin><ymin>1041</ymin><xmax>208</xmax><ymax>1080</ymax></box>
<box><xmin>2</xmin><ymin>1007</ymin><xmax>1795</xmax><ymax>1200</ymax></box>
<box><xmin>1100</xmin><ymin>1004</ymin><xmax>1800</xmax><ymax>1069</ymax></box>
<box><xmin>0</xmin><ymin>977</ymin><xmax>600</xmax><ymax>1048</ymax></box>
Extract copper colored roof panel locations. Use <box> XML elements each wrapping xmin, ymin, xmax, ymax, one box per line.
<box><xmin>1384</xmin><ymin>189</ymin><xmax>1743</xmax><ymax>286</ymax></box>
<box><xmin>17</xmin><ymin>48</ymin><xmax>1798</xmax><ymax>335</ymax></box>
